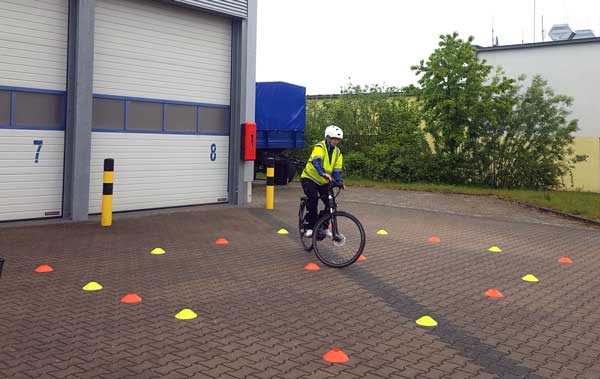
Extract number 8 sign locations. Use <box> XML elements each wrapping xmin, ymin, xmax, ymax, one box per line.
<box><xmin>210</xmin><ymin>144</ymin><xmax>217</xmax><ymax>161</ymax></box>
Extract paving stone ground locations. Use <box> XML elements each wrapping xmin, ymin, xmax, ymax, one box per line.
<box><xmin>1</xmin><ymin>182</ymin><xmax>599</xmax><ymax>379</ymax></box>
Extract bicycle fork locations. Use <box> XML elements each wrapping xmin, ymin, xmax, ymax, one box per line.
<box><xmin>326</xmin><ymin>194</ymin><xmax>340</xmax><ymax>241</ymax></box>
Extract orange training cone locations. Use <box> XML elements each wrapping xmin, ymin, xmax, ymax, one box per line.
<box><xmin>428</xmin><ymin>236</ymin><xmax>441</xmax><ymax>243</ymax></box>
<box><xmin>558</xmin><ymin>257</ymin><xmax>573</xmax><ymax>264</ymax></box>
<box><xmin>323</xmin><ymin>349</ymin><xmax>349</xmax><ymax>364</ymax></box>
<box><xmin>485</xmin><ymin>288</ymin><xmax>504</xmax><ymax>298</ymax></box>
<box><xmin>121</xmin><ymin>293</ymin><xmax>142</xmax><ymax>304</ymax></box>
<box><xmin>304</xmin><ymin>263</ymin><xmax>320</xmax><ymax>271</ymax></box>
<box><xmin>35</xmin><ymin>264</ymin><xmax>54</xmax><ymax>273</ymax></box>
<box><xmin>215</xmin><ymin>238</ymin><xmax>229</xmax><ymax>245</ymax></box>
<box><xmin>358</xmin><ymin>255</ymin><xmax>366</xmax><ymax>262</ymax></box>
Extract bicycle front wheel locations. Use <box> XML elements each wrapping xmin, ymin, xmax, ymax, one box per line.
<box><xmin>313</xmin><ymin>211</ymin><xmax>365</xmax><ymax>268</ymax></box>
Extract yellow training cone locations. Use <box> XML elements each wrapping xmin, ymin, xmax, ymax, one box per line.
<box><xmin>376</xmin><ymin>229</ymin><xmax>388</xmax><ymax>235</ymax></box>
<box><xmin>175</xmin><ymin>308</ymin><xmax>198</xmax><ymax>320</ymax></box>
<box><xmin>150</xmin><ymin>248</ymin><xmax>166</xmax><ymax>255</ymax></box>
<box><xmin>522</xmin><ymin>274</ymin><xmax>539</xmax><ymax>282</ymax></box>
<box><xmin>416</xmin><ymin>315</ymin><xmax>438</xmax><ymax>327</ymax></box>
<box><xmin>277</xmin><ymin>229</ymin><xmax>289</xmax><ymax>235</ymax></box>
<box><xmin>488</xmin><ymin>246</ymin><xmax>502</xmax><ymax>253</ymax></box>
<box><xmin>82</xmin><ymin>281</ymin><xmax>103</xmax><ymax>291</ymax></box>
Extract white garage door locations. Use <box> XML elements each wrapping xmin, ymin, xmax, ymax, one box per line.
<box><xmin>0</xmin><ymin>0</ymin><xmax>68</xmax><ymax>221</ymax></box>
<box><xmin>89</xmin><ymin>0</ymin><xmax>231</xmax><ymax>213</ymax></box>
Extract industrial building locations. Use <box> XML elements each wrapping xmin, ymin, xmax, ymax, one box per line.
<box><xmin>0</xmin><ymin>0</ymin><xmax>257</xmax><ymax>222</ymax></box>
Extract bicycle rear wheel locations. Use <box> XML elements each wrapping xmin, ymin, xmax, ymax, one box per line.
<box><xmin>299</xmin><ymin>199</ymin><xmax>313</xmax><ymax>251</ymax></box>
<box><xmin>313</xmin><ymin>211</ymin><xmax>365</xmax><ymax>268</ymax></box>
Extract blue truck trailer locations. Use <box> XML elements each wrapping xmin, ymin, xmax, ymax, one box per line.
<box><xmin>254</xmin><ymin>81</ymin><xmax>306</xmax><ymax>185</ymax></box>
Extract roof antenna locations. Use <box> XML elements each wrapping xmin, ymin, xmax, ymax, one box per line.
<box><xmin>533</xmin><ymin>0</ymin><xmax>535</xmax><ymax>43</ymax></box>
<box><xmin>491</xmin><ymin>16</ymin><xmax>495</xmax><ymax>46</ymax></box>
<box><xmin>542</xmin><ymin>15</ymin><xmax>545</xmax><ymax>41</ymax></box>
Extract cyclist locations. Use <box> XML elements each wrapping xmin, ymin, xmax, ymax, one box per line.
<box><xmin>300</xmin><ymin>125</ymin><xmax>345</xmax><ymax>238</ymax></box>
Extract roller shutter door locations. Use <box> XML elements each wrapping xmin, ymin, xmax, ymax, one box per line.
<box><xmin>89</xmin><ymin>0</ymin><xmax>231</xmax><ymax>213</ymax></box>
<box><xmin>0</xmin><ymin>0</ymin><xmax>68</xmax><ymax>221</ymax></box>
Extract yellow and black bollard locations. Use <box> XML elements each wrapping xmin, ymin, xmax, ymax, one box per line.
<box><xmin>101</xmin><ymin>158</ymin><xmax>114</xmax><ymax>227</ymax></box>
<box><xmin>266</xmin><ymin>157</ymin><xmax>274</xmax><ymax>210</ymax></box>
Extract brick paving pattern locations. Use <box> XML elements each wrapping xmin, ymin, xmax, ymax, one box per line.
<box><xmin>1</xmin><ymin>183</ymin><xmax>599</xmax><ymax>378</ymax></box>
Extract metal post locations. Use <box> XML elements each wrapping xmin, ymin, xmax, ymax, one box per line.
<box><xmin>266</xmin><ymin>157</ymin><xmax>274</xmax><ymax>210</ymax></box>
<box><xmin>101</xmin><ymin>158</ymin><xmax>114</xmax><ymax>226</ymax></box>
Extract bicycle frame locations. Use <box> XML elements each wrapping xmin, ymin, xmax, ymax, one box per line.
<box><xmin>325</xmin><ymin>183</ymin><xmax>343</xmax><ymax>242</ymax></box>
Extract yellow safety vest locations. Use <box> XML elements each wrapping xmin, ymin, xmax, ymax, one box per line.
<box><xmin>301</xmin><ymin>140</ymin><xmax>343</xmax><ymax>185</ymax></box>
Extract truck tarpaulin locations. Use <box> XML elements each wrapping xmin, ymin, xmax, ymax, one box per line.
<box><xmin>255</xmin><ymin>82</ymin><xmax>306</xmax><ymax>149</ymax></box>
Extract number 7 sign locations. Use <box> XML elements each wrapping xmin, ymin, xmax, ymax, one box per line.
<box><xmin>33</xmin><ymin>140</ymin><xmax>43</xmax><ymax>163</ymax></box>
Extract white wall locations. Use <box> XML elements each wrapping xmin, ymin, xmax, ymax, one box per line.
<box><xmin>0</xmin><ymin>0</ymin><xmax>68</xmax><ymax>91</ymax></box>
<box><xmin>0</xmin><ymin>130</ymin><xmax>64</xmax><ymax>221</ymax></box>
<box><xmin>94</xmin><ymin>0</ymin><xmax>232</xmax><ymax>105</ymax></box>
<box><xmin>89</xmin><ymin>133</ymin><xmax>229</xmax><ymax>213</ymax></box>
<box><xmin>478</xmin><ymin>42</ymin><xmax>600</xmax><ymax>137</ymax></box>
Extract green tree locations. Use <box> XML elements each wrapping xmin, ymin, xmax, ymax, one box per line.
<box><xmin>412</xmin><ymin>32</ymin><xmax>582</xmax><ymax>188</ymax></box>
<box><xmin>492</xmin><ymin>75</ymin><xmax>583</xmax><ymax>188</ymax></box>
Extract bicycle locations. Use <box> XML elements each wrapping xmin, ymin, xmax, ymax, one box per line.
<box><xmin>299</xmin><ymin>182</ymin><xmax>366</xmax><ymax>268</ymax></box>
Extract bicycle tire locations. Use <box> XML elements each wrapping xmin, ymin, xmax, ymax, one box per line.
<box><xmin>313</xmin><ymin>211</ymin><xmax>365</xmax><ymax>268</ymax></box>
<box><xmin>298</xmin><ymin>199</ymin><xmax>313</xmax><ymax>251</ymax></box>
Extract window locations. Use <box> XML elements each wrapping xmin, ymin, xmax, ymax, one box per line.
<box><xmin>127</xmin><ymin>101</ymin><xmax>163</xmax><ymax>131</ymax></box>
<box><xmin>199</xmin><ymin>107</ymin><xmax>228</xmax><ymax>134</ymax></box>
<box><xmin>13</xmin><ymin>92</ymin><xmax>62</xmax><ymax>127</ymax></box>
<box><xmin>166</xmin><ymin>104</ymin><xmax>197</xmax><ymax>132</ymax></box>
<box><xmin>93</xmin><ymin>98</ymin><xmax>125</xmax><ymax>130</ymax></box>
<box><xmin>0</xmin><ymin>90</ymin><xmax>10</xmax><ymax>126</ymax></box>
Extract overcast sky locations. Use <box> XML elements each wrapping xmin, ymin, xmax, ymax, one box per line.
<box><xmin>256</xmin><ymin>0</ymin><xmax>600</xmax><ymax>95</ymax></box>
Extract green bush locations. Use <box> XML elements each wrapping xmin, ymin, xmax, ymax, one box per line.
<box><xmin>296</xmin><ymin>84</ymin><xmax>434</xmax><ymax>182</ymax></box>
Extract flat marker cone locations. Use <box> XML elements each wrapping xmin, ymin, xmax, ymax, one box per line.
<box><xmin>429</xmin><ymin>236</ymin><xmax>441</xmax><ymax>243</ymax></box>
<box><xmin>175</xmin><ymin>308</ymin><xmax>198</xmax><ymax>320</ymax></box>
<box><xmin>121</xmin><ymin>293</ymin><xmax>142</xmax><ymax>304</ymax></box>
<box><xmin>304</xmin><ymin>263</ymin><xmax>320</xmax><ymax>271</ymax></box>
<box><xmin>150</xmin><ymin>248</ymin><xmax>165</xmax><ymax>255</ymax></box>
<box><xmin>376</xmin><ymin>229</ymin><xmax>388</xmax><ymax>235</ymax></box>
<box><xmin>35</xmin><ymin>264</ymin><xmax>53</xmax><ymax>273</ymax></box>
<box><xmin>488</xmin><ymin>246</ymin><xmax>502</xmax><ymax>253</ymax></box>
<box><xmin>323</xmin><ymin>349</ymin><xmax>349</xmax><ymax>364</ymax></box>
<box><xmin>277</xmin><ymin>229</ymin><xmax>289</xmax><ymax>235</ymax></box>
<box><xmin>358</xmin><ymin>255</ymin><xmax>366</xmax><ymax>262</ymax></box>
<box><xmin>82</xmin><ymin>281</ymin><xmax>103</xmax><ymax>291</ymax></box>
<box><xmin>522</xmin><ymin>274</ymin><xmax>539</xmax><ymax>282</ymax></box>
<box><xmin>485</xmin><ymin>288</ymin><xmax>504</xmax><ymax>298</ymax></box>
<box><xmin>416</xmin><ymin>315</ymin><xmax>438</xmax><ymax>327</ymax></box>
<box><xmin>215</xmin><ymin>238</ymin><xmax>228</xmax><ymax>245</ymax></box>
<box><xmin>558</xmin><ymin>257</ymin><xmax>573</xmax><ymax>264</ymax></box>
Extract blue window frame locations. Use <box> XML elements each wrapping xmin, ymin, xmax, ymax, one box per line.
<box><xmin>0</xmin><ymin>85</ymin><xmax>66</xmax><ymax>131</ymax></box>
<box><xmin>92</xmin><ymin>94</ymin><xmax>230</xmax><ymax>136</ymax></box>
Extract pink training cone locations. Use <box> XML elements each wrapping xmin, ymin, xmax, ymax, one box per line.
<box><xmin>304</xmin><ymin>262</ymin><xmax>320</xmax><ymax>271</ymax></box>
<box><xmin>485</xmin><ymin>288</ymin><xmax>504</xmax><ymax>298</ymax></box>
<box><xmin>121</xmin><ymin>293</ymin><xmax>142</xmax><ymax>304</ymax></box>
<box><xmin>35</xmin><ymin>264</ymin><xmax>54</xmax><ymax>273</ymax></box>
<box><xmin>323</xmin><ymin>349</ymin><xmax>349</xmax><ymax>363</ymax></box>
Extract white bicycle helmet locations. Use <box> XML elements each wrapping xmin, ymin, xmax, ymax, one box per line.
<box><xmin>324</xmin><ymin>125</ymin><xmax>343</xmax><ymax>140</ymax></box>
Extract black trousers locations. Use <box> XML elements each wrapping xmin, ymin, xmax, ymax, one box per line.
<box><xmin>301</xmin><ymin>178</ymin><xmax>329</xmax><ymax>229</ymax></box>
